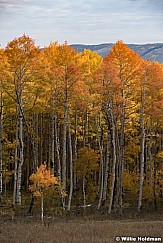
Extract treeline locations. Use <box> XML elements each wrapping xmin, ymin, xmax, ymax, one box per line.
<box><xmin>0</xmin><ymin>34</ymin><xmax>162</xmax><ymax>215</ymax></box>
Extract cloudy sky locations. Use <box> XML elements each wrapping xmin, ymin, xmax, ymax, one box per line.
<box><xmin>0</xmin><ymin>0</ymin><xmax>163</xmax><ymax>47</ymax></box>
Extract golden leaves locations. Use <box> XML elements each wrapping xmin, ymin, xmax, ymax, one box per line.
<box><xmin>29</xmin><ymin>164</ymin><xmax>58</xmax><ymax>195</ymax></box>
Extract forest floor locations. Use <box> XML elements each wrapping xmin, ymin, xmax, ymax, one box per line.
<box><xmin>0</xmin><ymin>212</ymin><xmax>163</xmax><ymax>243</ymax></box>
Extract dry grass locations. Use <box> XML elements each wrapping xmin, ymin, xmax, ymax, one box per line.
<box><xmin>0</xmin><ymin>218</ymin><xmax>163</xmax><ymax>243</ymax></box>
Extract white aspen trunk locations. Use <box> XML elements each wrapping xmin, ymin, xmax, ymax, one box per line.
<box><xmin>73</xmin><ymin>111</ymin><xmax>78</xmax><ymax>193</ymax></box>
<box><xmin>108</xmin><ymin>103</ymin><xmax>117</xmax><ymax>214</ymax></box>
<box><xmin>138</xmin><ymin>78</ymin><xmax>145</xmax><ymax>212</ymax></box>
<box><xmin>16</xmin><ymin>82</ymin><xmax>24</xmax><ymax>205</ymax></box>
<box><xmin>97</xmin><ymin>150</ymin><xmax>102</xmax><ymax>195</ymax></box>
<box><xmin>62</xmin><ymin>98</ymin><xmax>68</xmax><ymax>210</ymax></box>
<box><xmin>32</xmin><ymin>114</ymin><xmax>37</xmax><ymax>172</ymax></box>
<box><xmin>102</xmin><ymin>137</ymin><xmax>111</xmax><ymax>203</ymax></box>
<box><xmin>26</xmin><ymin>135</ymin><xmax>30</xmax><ymax>191</ymax></box>
<box><xmin>12</xmin><ymin>105</ymin><xmax>19</xmax><ymax>206</ymax></box>
<box><xmin>153</xmin><ymin>154</ymin><xmax>157</xmax><ymax>209</ymax></box>
<box><xmin>41</xmin><ymin>191</ymin><xmax>44</xmax><ymax>223</ymax></box>
<box><xmin>0</xmin><ymin>90</ymin><xmax>3</xmax><ymax>203</ymax></box>
<box><xmin>83</xmin><ymin>177</ymin><xmax>86</xmax><ymax>211</ymax></box>
<box><xmin>67</xmin><ymin>112</ymin><xmax>73</xmax><ymax>211</ymax></box>
<box><xmin>51</xmin><ymin>112</ymin><xmax>55</xmax><ymax>175</ymax></box>
<box><xmin>4</xmin><ymin>160</ymin><xmax>7</xmax><ymax>200</ymax></box>
<box><xmin>48</xmin><ymin>121</ymin><xmax>51</xmax><ymax>168</ymax></box>
<box><xmin>118</xmin><ymin>89</ymin><xmax>125</xmax><ymax>214</ymax></box>
<box><xmin>32</xmin><ymin>140</ymin><xmax>37</xmax><ymax>172</ymax></box>
<box><xmin>55</xmin><ymin>115</ymin><xmax>64</xmax><ymax>208</ymax></box>
<box><xmin>55</xmin><ymin>115</ymin><xmax>61</xmax><ymax>187</ymax></box>
<box><xmin>85</xmin><ymin>110</ymin><xmax>89</xmax><ymax>144</ymax></box>
<box><xmin>36</xmin><ymin>114</ymin><xmax>39</xmax><ymax>169</ymax></box>
<box><xmin>40</xmin><ymin>114</ymin><xmax>43</xmax><ymax>165</ymax></box>
<box><xmin>149</xmin><ymin>119</ymin><xmax>153</xmax><ymax>188</ymax></box>
<box><xmin>82</xmin><ymin>113</ymin><xmax>86</xmax><ymax>147</ymax></box>
<box><xmin>95</xmin><ymin>115</ymin><xmax>104</xmax><ymax>210</ymax></box>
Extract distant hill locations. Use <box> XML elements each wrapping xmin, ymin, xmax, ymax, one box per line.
<box><xmin>71</xmin><ymin>43</ymin><xmax>163</xmax><ymax>63</ymax></box>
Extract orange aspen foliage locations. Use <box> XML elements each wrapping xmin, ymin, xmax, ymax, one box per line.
<box><xmin>29</xmin><ymin>164</ymin><xmax>58</xmax><ymax>197</ymax></box>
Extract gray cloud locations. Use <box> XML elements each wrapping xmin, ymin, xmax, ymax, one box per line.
<box><xmin>0</xmin><ymin>0</ymin><xmax>162</xmax><ymax>47</ymax></box>
<box><xmin>129</xmin><ymin>0</ymin><xmax>163</xmax><ymax>9</ymax></box>
<box><xmin>0</xmin><ymin>0</ymin><xmax>24</xmax><ymax>9</ymax></box>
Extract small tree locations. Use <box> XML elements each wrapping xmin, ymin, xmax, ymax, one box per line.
<box><xmin>29</xmin><ymin>164</ymin><xmax>58</xmax><ymax>222</ymax></box>
<box><xmin>74</xmin><ymin>146</ymin><xmax>99</xmax><ymax>210</ymax></box>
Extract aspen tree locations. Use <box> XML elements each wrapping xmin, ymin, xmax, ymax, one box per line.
<box><xmin>67</xmin><ymin>111</ymin><xmax>73</xmax><ymax>211</ymax></box>
<box><xmin>0</xmin><ymin>49</ymin><xmax>11</xmax><ymax>203</ymax></box>
<box><xmin>138</xmin><ymin>67</ymin><xmax>146</xmax><ymax>211</ymax></box>
<box><xmin>5</xmin><ymin>34</ymin><xmax>39</xmax><ymax>205</ymax></box>
<box><xmin>102</xmin><ymin>137</ymin><xmax>111</xmax><ymax>205</ymax></box>
<box><xmin>0</xmin><ymin>49</ymin><xmax>7</xmax><ymax>202</ymax></box>
<box><xmin>106</xmin><ymin>41</ymin><xmax>141</xmax><ymax>213</ymax></box>
<box><xmin>74</xmin><ymin>146</ymin><xmax>99</xmax><ymax>209</ymax></box>
<box><xmin>29</xmin><ymin>164</ymin><xmax>57</xmax><ymax>222</ymax></box>
<box><xmin>95</xmin><ymin>114</ymin><xmax>104</xmax><ymax>209</ymax></box>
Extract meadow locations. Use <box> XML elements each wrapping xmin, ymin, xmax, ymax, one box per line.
<box><xmin>0</xmin><ymin>211</ymin><xmax>163</xmax><ymax>243</ymax></box>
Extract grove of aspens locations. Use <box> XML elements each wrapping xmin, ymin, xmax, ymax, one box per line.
<box><xmin>0</xmin><ymin>34</ymin><xmax>162</xmax><ymax>219</ymax></box>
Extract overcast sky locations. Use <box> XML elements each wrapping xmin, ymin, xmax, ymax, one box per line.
<box><xmin>0</xmin><ymin>0</ymin><xmax>163</xmax><ymax>47</ymax></box>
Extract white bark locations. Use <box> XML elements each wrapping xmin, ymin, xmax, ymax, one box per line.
<box><xmin>95</xmin><ymin>115</ymin><xmax>104</xmax><ymax>210</ymax></box>
<box><xmin>40</xmin><ymin>114</ymin><xmax>43</xmax><ymax>165</ymax></box>
<box><xmin>67</xmin><ymin>112</ymin><xmax>73</xmax><ymax>211</ymax></box>
<box><xmin>108</xmin><ymin>103</ymin><xmax>117</xmax><ymax>214</ymax></box>
<box><xmin>83</xmin><ymin>177</ymin><xmax>86</xmax><ymax>211</ymax></box>
<box><xmin>73</xmin><ymin>111</ymin><xmax>78</xmax><ymax>193</ymax></box>
<box><xmin>0</xmin><ymin>91</ymin><xmax>3</xmax><ymax>203</ymax></box>
<box><xmin>102</xmin><ymin>137</ymin><xmax>111</xmax><ymax>203</ymax></box>
<box><xmin>118</xmin><ymin>89</ymin><xmax>125</xmax><ymax>214</ymax></box>
<box><xmin>55</xmin><ymin>115</ymin><xmax>64</xmax><ymax>208</ymax></box>
<box><xmin>82</xmin><ymin>113</ymin><xmax>86</xmax><ymax>147</ymax></box>
<box><xmin>16</xmin><ymin>82</ymin><xmax>24</xmax><ymax>205</ymax></box>
<box><xmin>51</xmin><ymin>112</ymin><xmax>55</xmax><ymax>175</ymax></box>
<box><xmin>35</xmin><ymin>114</ymin><xmax>39</xmax><ymax>169</ymax></box>
<box><xmin>62</xmin><ymin>98</ymin><xmax>68</xmax><ymax>210</ymax></box>
<box><xmin>149</xmin><ymin>120</ymin><xmax>153</xmax><ymax>188</ymax></box>
<box><xmin>85</xmin><ymin>111</ymin><xmax>89</xmax><ymax>144</ymax></box>
<box><xmin>138</xmin><ymin>77</ymin><xmax>146</xmax><ymax>211</ymax></box>
<box><xmin>12</xmin><ymin>105</ymin><xmax>19</xmax><ymax>206</ymax></box>
<box><xmin>41</xmin><ymin>191</ymin><xmax>44</xmax><ymax>223</ymax></box>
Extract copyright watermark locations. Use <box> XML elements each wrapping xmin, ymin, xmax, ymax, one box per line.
<box><xmin>115</xmin><ymin>236</ymin><xmax>162</xmax><ymax>242</ymax></box>
<box><xmin>115</xmin><ymin>237</ymin><xmax>121</xmax><ymax>241</ymax></box>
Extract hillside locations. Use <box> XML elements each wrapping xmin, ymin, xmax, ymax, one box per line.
<box><xmin>71</xmin><ymin>43</ymin><xmax>163</xmax><ymax>63</ymax></box>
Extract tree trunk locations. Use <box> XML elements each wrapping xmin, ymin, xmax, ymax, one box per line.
<box><xmin>51</xmin><ymin>112</ymin><xmax>55</xmax><ymax>175</ymax></box>
<box><xmin>41</xmin><ymin>191</ymin><xmax>44</xmax><ymax>223</ymax></box>
<box><xmin>138</xmin><ymin>78</ymin><xmax>145</xmax><ymax>212</ymax></box>
<box><xmin>82</xmin><ymin>113</ymin><xmax>86</xmax><ymax>147</ymax></box>
<box><xmin>0</xmin><ymin>90</ymin><xmax>3</xmax><ymax>203</ymax></box>
<box><xmin>62</xmin><ymin>97</ymin><xmax>68</xmax><ymax>209</ymax></box>
<box><xmin>102</xmin><ymin>137</ymin><xmax>111</xmax><ymax>204</ymax></box>
<box><xmin>83</xmin><ymin>177</ymin><xmax>86</xmax><ymax>211</ymax></box>
<box><xmin>67</xmin><ymin>111</ymin><xmax>73</xmax><ymax>211</ymax></box>
<box><xmin>95</xmin><ymin>115</ymin><xmax>104</xmax><ymax>210</ymax></box>
<box><xmin>149</xmin><ymin>119</ymin><xmax>153</xmax><ymax>189</ymax></box>
<box><xmin>12</xmin><ymin>106</ymin><xmax>19</xmax><ymax>206</ymax></box>
<box><xmin>73</xmin><ymin>111</ymin><xmax>78</xmax><ymax>193</ymax></box>
<box><xmin>40</xmin><ymin>114</ymin><xmax>43</xmax><ymax>165</ymax></box>
<box><xmin>85</xmin><ymin>110</ymin><xmax>89</xmax><ymax>144</ymax></box>
<box><xmin>153</xmin><ymin>158</ymin><xmax>157</xmax><ymax>210</ymax></box>
<box><xmin>35</xmin><ymin>114</ymin><xmax>39</xmax><ymax>169</ymax></box>
<box><xmin>16</xmin><ymin>91</ymin><xmax>24</xmax><ymax>205</ymax></box>
<box><xmin>32</xmin><ymin>115</ymin><xmax>37</xmax><ymax>172</ymax></box>
<box><xmin>55</xmin><ymin>115</ymin><xmax>64</xmax><ymax>208</ymax></box>
<box><xmin>27</xmin><ymin>193</ymin><xmax>35</xmax><ymax>215</ymax></box>
<box><xmin>108</xmin><ymin>103</ymin><xmax>117</xmax><ymax>214</ymax></box>
<box><xmin>117</xmin><ymin>89</ymin><xmax>125</xmax><ymax>214</ymax></box>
